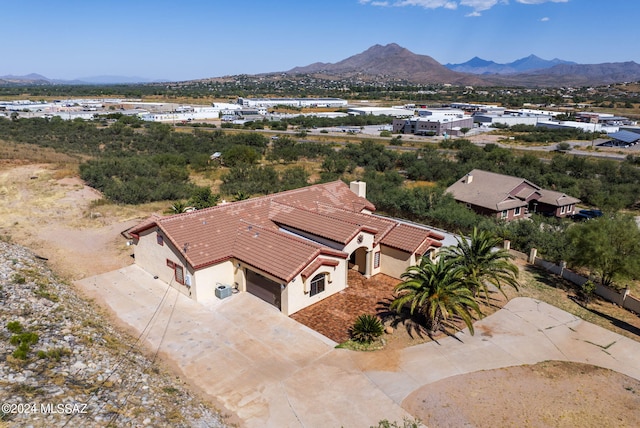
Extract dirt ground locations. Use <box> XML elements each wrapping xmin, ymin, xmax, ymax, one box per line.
<box><xmin>0</xmin><ymin>162</ymin><xmax>143</xmax><ymax>280</ymax></box>
<box><xmin>403</xmin><ymin>361</ymin><xmax>640</xmax><ymax>428</ymax></box>
<box><xmin>2</xmin><ymin>161</ymin><xmax>640</xmax><ymax>427</ymax></box>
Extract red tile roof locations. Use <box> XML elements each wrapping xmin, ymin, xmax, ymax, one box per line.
<box><xmin>300</xmin><ymin>258</ymin><xmax>341</xmax><ymax>280</ymax></box>
<box><xmin>380</xmin><ymin>223</ymin><xmax>443</xmax><ymax>253</ymax></box>
<box><xmin>271</xmin><ymin>203</ymin><xmax>378</xmax><ymax>244</ymax></box>
<box><xmin>129</xmin><ymin>181</ymin><xmax>443</xmax><ymax>281</ymax></box>
<box><xmin>233</xmin><ymin>223</ymin><xmax>345</xmax><ymax>282</ymax></box>
<box><xmin>312</xmin><ymin>203</ymin><xmax>396</xmax><ymax>244</ymax></box>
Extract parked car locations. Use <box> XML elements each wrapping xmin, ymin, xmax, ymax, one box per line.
<box><xmin>571</xmin><ymin>212</ymin><xmax>593</xmax><ymax>221</ymax></box>
<box><xmin>579</xmin><ymin>209</ymin><xmax>603</xmax><ymax>218</ymax></box>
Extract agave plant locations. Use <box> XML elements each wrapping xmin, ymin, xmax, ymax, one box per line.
<box><xmin>350</xmin><ymin>314</ymin><xmax>384</xmax><ymax>344</ymax></box>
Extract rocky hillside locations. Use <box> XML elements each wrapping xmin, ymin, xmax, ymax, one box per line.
<box><xmin>0</xmin><ymin>241</ymin><xmax>228</xmax><ymax>427</ymax></box>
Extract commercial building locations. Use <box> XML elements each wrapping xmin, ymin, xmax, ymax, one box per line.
<box><xmin>237</xmin><ymin>97</ymin><xmax>348</xmax><ymax>108</ymax></box>
<box><xmin>347</xmin><ymin>107</ymin><xmax>413</xmax><ymax>117</ymax></box>
<box><xmin>393</xmin><ymin>108</ymin><xmax>474</xmax><ymax>136</ymax></box>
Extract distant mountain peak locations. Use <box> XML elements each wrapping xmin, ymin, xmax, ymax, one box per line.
<box><xmin>1</xmin><ymin>73</ymin><xmax>49</xmax><ymax>81</ymax></box>
<box><xmin>446</xmin><ymin>54</ymin><xmax>577</xmax><ymax>75</ymax></box>
<box><xmin>286</xmin><ymin>43</ymin><xmax>486</xmax><ymax>85</ymax></box>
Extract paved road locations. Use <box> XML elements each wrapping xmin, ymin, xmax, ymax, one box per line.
<box><xmin>77</xmin><ymin>265</ymin><xmax>640</xmax><ymax>427</ymax></box>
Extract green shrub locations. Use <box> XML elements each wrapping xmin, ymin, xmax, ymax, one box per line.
<box><xmin>37</xmin><ymin>347</ymin><xmax>71</xmax><ymax>361</ymax></box>
<box><xmin>350</xmin><ymin>314</ymin><xmax>384</xmax><ymax>344</ymax></box>
<box><xmin>579</xmin><ymin>280</ymin><xmax>597</xmax><ymax>303</ymax></box>
<box><xmin>11</xmin><ymin>274</ymin><xmax>26</xmax><ymax>284</ymax></box>
<box><xmin>373</xmin><ymin>418</ymin><xmax>422</xmax><ymax>428</ymax></box>
<box><xmin>7</xmin><ymin>321</ymin><xmax>24</xmax><ymax>334</ymax></box>
<box><xmin>10</xmin><ymin>332</ymin><xmax>39</xmax><ymax>347</ymax></box>
<box><xmin>10</xmin><ymin>332</ymin><xmax>39</xmax><ymax>360</ymax></box>
<box><xmin>13</xmin><ymin>344</ymin><xmax>30</xmax><ymax>360</ymax></box>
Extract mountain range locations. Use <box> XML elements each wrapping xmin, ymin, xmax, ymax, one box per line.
<box><xmin>285</xmin><ymin>44</ymin><xmax>640</xmax><ymax>86</ymax></box>
<box><xmin>3</xmin><ymin>44</ymin><xmax>640</xmax><ymax>87</ymax></box>
<box><xmin>0</xmin><ymin>74</ymin><xmax>162</xmax><ymax>85</ymax></box>
<box><xmin>444</xmin><ymin>55</ymin><xmax>576</xmax><ymax>75</ymax></box>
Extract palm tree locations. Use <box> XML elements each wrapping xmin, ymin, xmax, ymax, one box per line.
<box><xmin>390</xmin><ymin>256</ymin><xmax>481</xmax><ymax>335</ymax></box>
<box><xmin>442</xmin><ymin>227</ymin><xmax>519</xmax><ymax>302</ymax></box>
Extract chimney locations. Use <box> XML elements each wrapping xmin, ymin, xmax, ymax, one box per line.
<box><xmin>465</xmin><ymin>173</ymin><xmax>473</xmax><ymax>184</ymax></box>
<box><xmin>349</xmin><ymin>180</ymin><xmax>366</xmax><ymax>198</ymax></box>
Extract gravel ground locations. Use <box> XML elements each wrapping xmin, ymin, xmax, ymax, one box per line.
<box><xmin>0</xmin><ymin>241</ymin><xmax>228</xmax><ymax>427</ymax></box>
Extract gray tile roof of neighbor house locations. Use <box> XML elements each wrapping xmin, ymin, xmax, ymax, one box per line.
<box><xmin>446</xmin><ymin>169</ymin><xmax>538</xmax><ymax>211</ymax></box>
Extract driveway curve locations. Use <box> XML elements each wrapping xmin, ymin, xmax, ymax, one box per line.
<box><xmin>77</xmin><ymin>265</ymin><xmax>640</xmax><ymax>427</ymax></box>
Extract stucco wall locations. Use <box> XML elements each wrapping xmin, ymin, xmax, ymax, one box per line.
<box><xmin>193</xmin><ymin>260</ymin><xmax>235</xmax><ymax>304</ymax></box>
<box><xmin>286</xmin><ymin>256</ymin><xmax>348</xmax><ymax>316</ymax></box>
<box><xmin>379</xmin><ymin>245</ymin><xmax>412</xmax><ymax>278</ymax></box>
<box><xmin>134</xmin><ymin>229</ymin><xmax>192</xmax><ymax>297</ymax></box>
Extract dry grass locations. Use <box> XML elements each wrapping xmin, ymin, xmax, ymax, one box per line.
<box><xmin>0</xmin><ymin>140</ymin><xmax>82</xmax><ymax>164</ymax></box>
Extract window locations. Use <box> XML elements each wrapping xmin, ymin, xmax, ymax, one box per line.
<box><xmin>156</xmin><ymin>233</ymin><xmax>164</xmax><ymax>246</ymax></box>
<box><xmin>501</xmin><ymin>210</ymin><xmax>508</xmax><ymax>219</ymax></box>
<box><xmin>166</xmin><ymin>259</ymin><xmax>175</xmax><ymax>268</ymax></box>
<box><xmin>514</xmin><ymin>207</ymin><xmax>521</xmax><ymax>216</ymax></box>
<box><xmin>373</xmin><ymin>252</ymin><xmax>380</xmax><ymax>269</ymax></box>
<box><xmin>560</xmin><ymin>205</ymin><xmax>566</xmax><ymax>214</ymax></box>
<box><xmin>309</xmin><ymin>273</ymin><xmax>326</xmax><ymax>297</ymax></box>
<box><xmin>174</xmin><ymin>265</ymin><xmax>184</xmax><ymax>285</ymax></box>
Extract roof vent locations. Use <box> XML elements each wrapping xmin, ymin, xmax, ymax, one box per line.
<box><xmin>466</xmin><ymin>173</ymin><xmax>473</xmax><ymax>184</ymax></box>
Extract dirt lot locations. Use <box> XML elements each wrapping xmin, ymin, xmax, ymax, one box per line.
<box><xmin>0</xmin><ymin>162</ymin><xmax>146</xmax><ymax>280</ymax></box>
<box><xmin>404</xmin><ymin>360</ymin><xmax>640</xmax><ymax>428</ymax></box>
<box><xmin>2</xmin><ymin>160</ymin><xmax>640</xmax><ymax>427</ymax></box>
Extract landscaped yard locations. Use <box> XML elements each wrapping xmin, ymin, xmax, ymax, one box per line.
<box><xmin>292</xmin><ymin>260</ymin><xmax>640</xmax><ymax>348</ymax></box>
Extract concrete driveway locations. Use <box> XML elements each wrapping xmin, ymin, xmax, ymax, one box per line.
<box><xmin>77</xmin><ymin>265</ymin><xmax>640</xmax><ymax>427</ymax></box>
<box><xmin>76</xmin><ymin>265</ymin><xmax>409</xmax><ymax>427</ymax></box>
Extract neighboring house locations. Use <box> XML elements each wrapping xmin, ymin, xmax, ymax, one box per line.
<box><xmin>127</xmin><ymin>181</ymin><xmax>444</xmax><ymax>315</ymax></box>
<box><xmin>446</xmin><ymin>169</ymin><xmax>580</xmax><ymax>221</ymax></box>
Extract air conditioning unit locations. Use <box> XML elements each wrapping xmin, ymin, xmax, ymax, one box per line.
<box><xmin>215</xmin><ymin>283</ymin><xmax>232</xmax><ymax>299</ymax></box>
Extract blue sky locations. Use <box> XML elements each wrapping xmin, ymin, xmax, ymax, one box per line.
<box><xmin>2</xmin><ymin>0</ymin><xmax>637</xmax><ymax>81</ymax></box>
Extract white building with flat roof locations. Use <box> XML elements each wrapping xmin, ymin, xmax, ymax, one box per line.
<box><xmin>347</xmin><ymin>107</ymin><xmax>413</xmax><ymax>117</ymax></box>
<box><xmin>237</xmin><ymin>97</ymin><xmax>348</xmax><ymax>108</ymax></box>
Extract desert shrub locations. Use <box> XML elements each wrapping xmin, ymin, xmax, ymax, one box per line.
<box><xmin>578</xmin><ymin>280</ymin><xmax>597</xmax><ymax>304</ymax></box>
<box><xmin>373</xmin><ymin>418</ymin><xmax>422</xmax><ymax>428</ymax></box>
<box><xmin>10</xmin><ymin>332</ymin><xmax>39</xmax><ymax>360</ymax></box>
<box><xmin>11</xmin><ymin>274</ymin><xmax>26</xmax><ymax>284</ymax></box>
<box><xmin>350</xmin><ymin>314</ymin><xmax>384</xmax><ymax>344</ymax></box>
<box><xmin>37</xmin><ymin>347</ymin><xmax>71</xmax><ymax>361</ymax></box>
<box><xmin>7</xmin><ymin>321</ymin><xmax>23</xmax><ymax>334</ymax></box>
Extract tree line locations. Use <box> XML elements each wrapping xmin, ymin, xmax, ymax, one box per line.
<box><xmin>3</xmin><ymin>116</ymin><xmax>640</xmax><ymax>282</ymax></box>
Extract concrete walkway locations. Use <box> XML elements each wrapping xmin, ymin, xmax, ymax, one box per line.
<box><xmin>77</xmin><ymin>265</ymin><xmax>640</xmax><ymax>427</ymax></box>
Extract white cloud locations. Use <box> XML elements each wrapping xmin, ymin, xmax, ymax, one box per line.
<box><xmin>541</xmin><ymin>16</ymin><xmax>550</xmax><ymax>21</ymax></box>
<box><xmin>517</xmin><ymin>0</ymin><xmax>568</xmax><ymax>4</ymax></box>
<box><xmin>360</xmin><ymin>0</ymin><xmax>569</xmax><ymax>14</ymax></box>
<box><xmin>460</xmin><ymin>0</ymin><xmax>503</xmax><ymax>12</ymax></box>
<box><xmin>394</xmin><ymin>0</ymin><xmax>458</xmax><ymax>9</ymax></box>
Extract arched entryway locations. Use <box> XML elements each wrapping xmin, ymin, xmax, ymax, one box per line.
<box><xmin>349</xmin><ymin>247</ymin><xmax>368</xmax><ymax>275</ymax></box>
